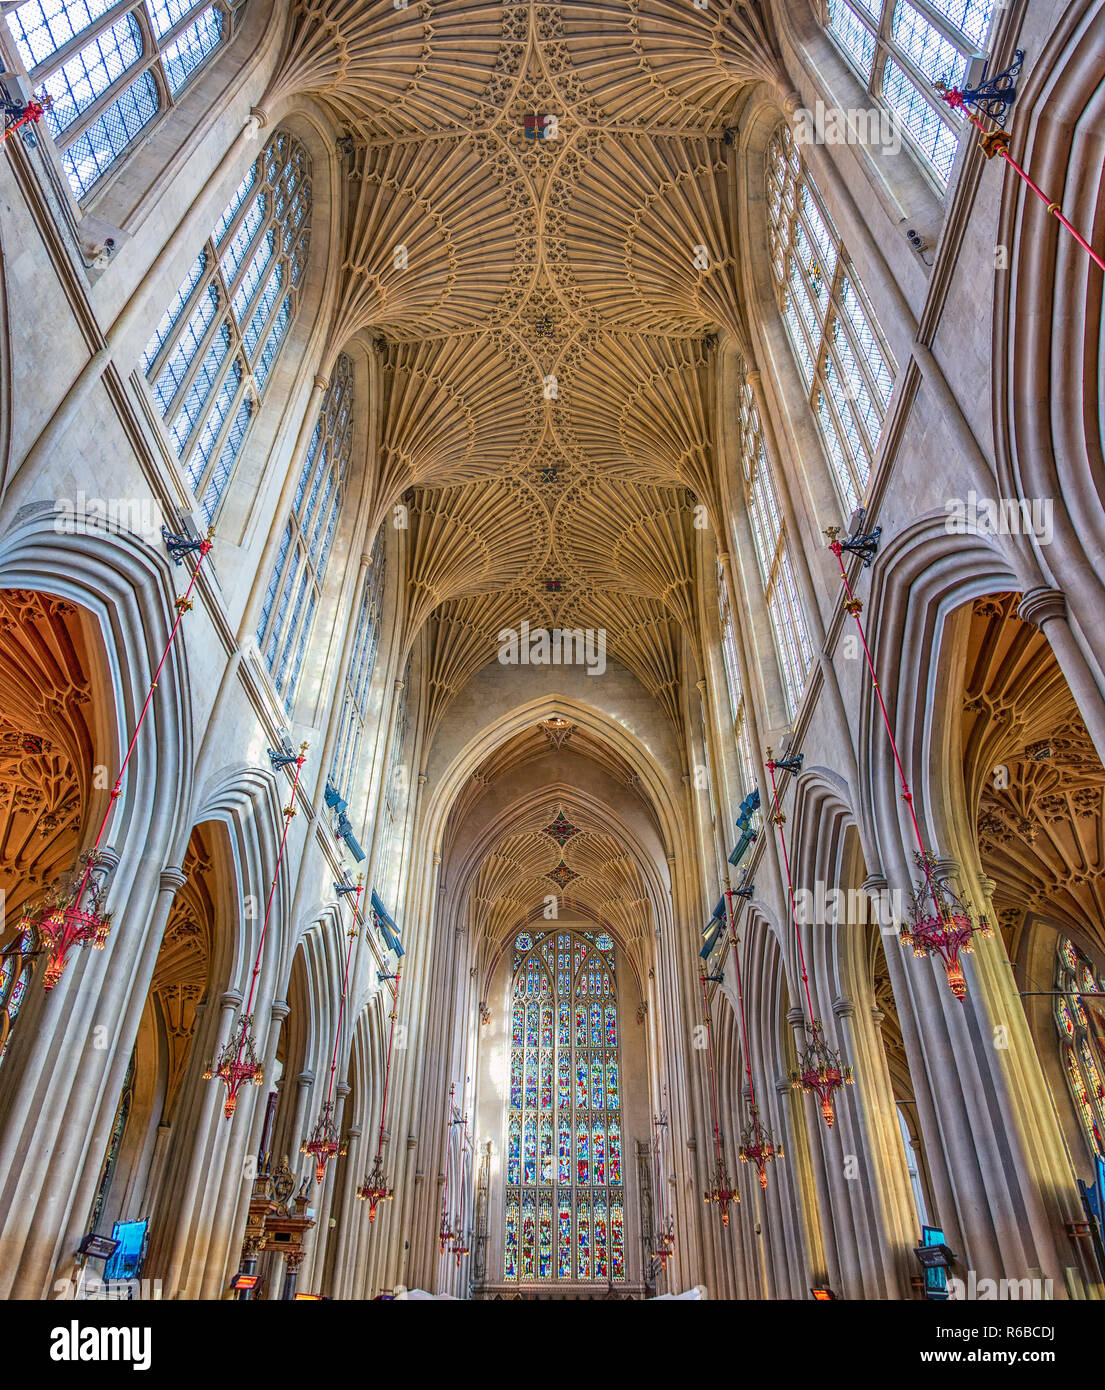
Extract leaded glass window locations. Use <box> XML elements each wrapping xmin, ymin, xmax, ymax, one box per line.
<box><xmin>5</xmin><ymin>0</ymin><xmax>234</xmax><ymax>201</ymax></box>
<box><xmin>375</xmin><ymin>661</ymin><xmax>410</xmax><ymax>907</ymax></box>
<box><xmin>504</xmin><ymin>930</ymin><xmax>626</xmax><ymax>1284</ymax></box>
<box><xmin>823</xmin><ymin>0</ymin><xmax>999</xmax><ymax>184</ymax></box>
<box><xmin>1055</xmin><ymin>937</ymin><xmax>1105</xmax><ymax>1158</ymax></box>
<box><xmin>0</xmin><ymin>926</ymin><xmax>34</xmax><ymax>1064</ymax></box>
<box><xmin>734</xmin><ymin>372</ymin><xmax>814</xmax><ymax>721</ymax></box>
<box><xmin>717</xmin><ymin>557</ymin><xmax>756</xmax><ymax>797</ymax></box>
<box><xmin>257</xmin><ymin>354</ymin><xmax>352</xmax><ymax>712</ymax></box>
<box><xmin>141</xmin><ymin>129</ymin><xmax>310</xmax><ymax>525</ymax></box>
<box><xmin>767</xmin><ymin>125</ymin><xmax>896</xmax><ymax>513</ymax></box>
<box><xmin>329</xmin><ymin>527</ymin><xmax>386</xmax><ymax>803</ymax></box>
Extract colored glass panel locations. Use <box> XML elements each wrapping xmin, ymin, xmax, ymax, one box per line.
<box><xmin>504</xmin><ymin>928</ymin><xmax>625</xmax><ymax>1279</ymax></box>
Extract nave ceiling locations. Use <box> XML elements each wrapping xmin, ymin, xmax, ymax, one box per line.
<box><xmin>264</xmin><ymin>0</ymin><xmax>788</xmax><ymax>752</ymax></box>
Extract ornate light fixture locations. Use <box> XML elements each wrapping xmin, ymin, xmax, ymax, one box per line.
<box><xmin>767</xmin><ymin>751</ymin><xmax>854</xmax><ymax>1128</ymax></box>
<box><xmin>21</xmin><ymin>527</ymin><xmax>213</xmax><ymax>991</ymax></box>
<box><xmin>725</xmin><ymin>890</ymin><xmax>783</xmax><ymax>1186</ymax></box>
<box><xmin>203</xmin><ymin>1013</ymin><xmax>264</xmax><ymax>1119</ymax></box>
<box><xmin>934</xmin><ymin>53</ymin><xmax>1101</xmax><ymax>271</ymax></box>
<box><xmin>826</xmin><ymin>532</ymin><xmax>992</xmax><ymax>999</ymax></box>
<box><xmin>652</xmin><ymin>1107</ymin><xmax>676</xmax><ymax>1267</ymax></box>
<box><xmin>788</xmin><ymin>1019</ymin><xmax>854</xmax><ymax>1129</ymax></box>
<box><xmin>699</xmin><ymin>972</ymin><xmax>739</xmax><ymax>1225</ymax></box>
<box><xmin>357</xmin><ymin>1153</ymin><xmax>393</xmax><ymax>1222</ymax></box>
<box><xmin>439</xmin><ymin>1081</ymin><xmax>473</xmax><ymax>1264</ymax></box>
<box><xmin>900</xmin><ymin>851</ymin><xmax>993</xmax><ymax>1001</ymax></box>
<box><xmin>28</xmin><ymin>851</ymin><xmax>112</xmax><ymax>991</ymax></box>
<box><xmin>206</xmin><ymin>740</ymin><xmax>308</xmax><ymax>1118</ymax></box>
<box><xmin>357</xmin><ymin>967</ymin><xmax>402</xmax><ymax>1220</ymax></box>
<box><xmin>301</xmin><ymin>877</ymin><xmax>362</xmax><ymax>1182</ymax></box>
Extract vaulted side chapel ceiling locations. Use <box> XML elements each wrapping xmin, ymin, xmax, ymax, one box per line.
<box><xmin>265</xmin><ymin>0</ymin><xmax>788</xmax><ymax>742</ymax></box>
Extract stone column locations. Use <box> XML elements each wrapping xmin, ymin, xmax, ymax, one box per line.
<box><xmin>1018</xmin><ymin>588</ymin><xmax>1105</xmax><ymax>759</ymax></box>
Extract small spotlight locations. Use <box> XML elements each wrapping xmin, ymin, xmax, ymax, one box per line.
<box><xmin>810</xmin><ymin>1285</ymin><xmax>838</xmax><ymax>1301</ymax></box>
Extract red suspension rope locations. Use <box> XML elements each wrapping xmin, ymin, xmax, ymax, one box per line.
<box><xmin>765</xmin><ymin>757</ymin><xmax>816</xmax><ymax>1026</ymax></box>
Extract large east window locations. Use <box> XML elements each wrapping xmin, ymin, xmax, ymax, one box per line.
<box><xmin>256</xmin><ymin>354</ymin><xmax>352</xmax><ymax>711</ymax></box>
<box><xmin>767</xmin><ymin>124</ymin><xmax>896</xmax><ymax>514</ymax></box>
<box><xmin>504</xmin><ymin>929</ymin><xmax>626</xmax><ymax>1284</ymax></box>
<box><xmin>5</xmin><ymin>0</ymin><xmax>234</xmax><ymax>201</ymax></box>
<box><xmin>735</xmin><ymin>372</ymin><xmax>814</xmax><ymax>722</ymax></box>
<box><xmin>141</xmin><ymin>128</ymin><xmax>311</xmax><ymax>524</ymax></box>
<box><xmin>823</xmin><ymin>0</ymin><xmax>998</xmax><ymax>183</ymax></box>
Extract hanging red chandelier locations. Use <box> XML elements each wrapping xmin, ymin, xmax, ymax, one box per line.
<box><xmin>204</xmin><ymin>740</ymin><xmax>308</xmax><ymax>1118</ymax></box>
<box><xmin>725</xmin><ymin>890</ymin><xmax>783</xmax><ymax>1187</ymax></box>
<box><xmin>652</xmin><ymin>1106</ymin><xmax>676</xmax><ymax>1267</ymax></box>
<box><xmin>301</xmin><ymin>877</ymin><xmax>363</xmax><ymax>1182</ymax></box>
<box><xmin>826</xmin><ymin>532</ymin><xmax>992</xmax><ymax>999</ymax></box>
<box><xmin>20</xmin><ymin>527</ymin><xmax>214</xmax><ymax>991</ymax></box>
<box><xmin>357</xmin><ymin>966</ymin><xmax>402</xmax><ymax>1221</ymax></box>
<box><xmin>767</xmin><ymin>752</ymin><xmax>854</xmax><ymax>1128</ymax></box>
<box><xmin>699</xmin><ymin>971</ymin><xmax>739</xmax><ymax>1225</ymax></box>
<box><xmin>446</xmin><ymin>1085</ymin><xmax>474</xmax><ymax>1266</ymax></box>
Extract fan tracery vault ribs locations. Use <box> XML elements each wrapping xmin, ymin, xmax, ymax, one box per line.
<box><xmin>265</xmin><ymin>0</ymin><xmax>789</xmax><ymax>741</ymax></box>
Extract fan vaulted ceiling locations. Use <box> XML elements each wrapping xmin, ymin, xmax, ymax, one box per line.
<box><xmin>266</xmin><ymin>0</ymin><xmax>786</xmax><ymax>739</ymax></box>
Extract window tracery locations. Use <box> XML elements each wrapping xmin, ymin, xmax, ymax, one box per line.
<box><xmin>824</xmin><ymin>0</ymin><xmax>998</xmax><ymax>183</ymax></box>
<box><xmin>141</xmin><ymin>128</ymin><xmax>310</xmax><ymax>525</ymax></box>
<box><xmin>5</xmin><ymin>0</ymin><xmax>234</xmax><ymax>201</ymax></box>
<box><xmin>504</xmin><ymin>929</ymin><xmax>625</xmax><ymax>1283</ymax></box>
<box><xmin>767</xmin><ymin>124</ymin><xmax>896</xmax><ymax>515</ymax></box>
<box><xmin>1055</xmin><ymin>937</ymin><xmax>1105</xmax><ymax>1158</ymax></box>
<box><xmin>257</xmin><ymin>354</ymin><xmax>353</xmax><ymax>712</ymax></box>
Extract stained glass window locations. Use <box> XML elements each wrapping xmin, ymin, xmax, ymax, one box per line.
<box><xmin>257</xmin><ymin>355</ymin><xmax>352</xmax><ymax>712</ymax></box>
<box><xmin>0</xmin><ymin>926</ymin><xmax>34</xmax><ymax>1064</ymax></box>
<box><xmin>1054</xmin><ymin>936</ymin><xmax>1105</xmax><ymax>1158</ymax></box>
<box><xmin>6</xmin><ymin>0</ymin><xmax>234</xmax><ymax>202</ymax></box>
<box><xmin>767</xmin><ymin>125</ymin><xmax>895</xmax><ymax>516</ymax></box>
<box><xmin>141</xmin><ymin>128</ymin><xmax>311</xmax><ymax>525</ymax></box>
<box><xmin>824</xmin><ymin>0</ymin><xmax>999</xmax><ymax>184</ymax></box>
<box><xmin>504</xmin><ymin>929</ymin><xmax>625</xmax><ymax>1283</ymax></box>
<box><xmin>329</xmin><ymin>527</ymin><xmax>386</xmax><ymax>802</ymax></box>
<box><xmin>733</xmin><ymin>368</ymin><xmax>814</xmax><ymax>721</ymax></box>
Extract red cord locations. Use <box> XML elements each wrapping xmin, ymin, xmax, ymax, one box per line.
<box><xmin>725</xmin><ymin>890</ymin><xmax>757</xmax><ymax>1111</ymax></box>
<box><xmin>699</xmin><ymin>972</ymin><xmax>725</xmax><ymax>1169</ymax></box>
<box><xmin>373</xmin><ymin>968</ymin><xmax>402</xmax><ymax>1165</ymax></box>
<box><xmin>766</xmin><ymin>758</ymin><xmax>816</xmax><ymax>1026</ymax></box>
<box><xmin>70</xmin><ymin>540</ymin><xmax>213</xmax><ymax>913</ymax></box>
<box><xmin>324</xmin><ymin>880</ymin><xmax>363</xmax><ymax>1109</ymax></box>
<box><xmin>829</xmin><ymin>544</ymin><xmax>943</xmax><ymax>921</ymax></box>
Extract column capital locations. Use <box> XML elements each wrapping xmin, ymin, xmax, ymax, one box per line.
<box><xmin>159</xmin><ymin>866</ymin><xmax>187</xmax><ymax>893</ymax></box>
<box><xmin>298</xmin><ymin>1069</ymin><xmax>315</xmax><ymax>1087</ymax></box>
<box><xmin>270</xmin><ymin>999</ymin><xmax>291</xmax><ymax>1022</ymax></box>
<box><xmin>220</xmin><ymin>989</ymin><xmax>243</xmax><ymax>1010</ymax></box>
<box><xmin>1018</xmin><ymin>587</ymin><xmax>1066</xmax><ymax>628</ymax></box>
<box><xmin>313</xmin><ymin>373</ymin><xmax>330</xmax><ymax>393</ymax></box>
<box><xmin>870</xmin><ymin>1007</ymin><xmax>886</xmax><ymax>1029</ymax></box>
<box><xmin>785</xmin><ymin>1007</ymin><xmax>805</xmax><ymax>1029</ymax></box>
<box><xmin>832</xmin><ymin>995</ymin><xmax>855</xmax><ymax>1020</ymax></box>
<box><xmin>336</xmin><ymin>1082</ymin><xmax>351</xmax><ymax>1099</ymax></box>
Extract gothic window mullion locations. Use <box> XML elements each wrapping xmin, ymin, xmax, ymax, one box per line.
<box><xmin>49</xmin><ymin>39</ymin><xmax>160</xmax><ymax>150</ymax></box>
<box><xmin>15</xmin><ymin>0</ymin><xmax>147</xmax><ymax>84</ymax></box>
<box><xmin>150</xmin><ymin>268</ymin><xmax>223</xmax><ymax>418</ymax></box>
